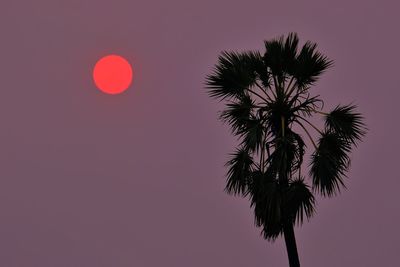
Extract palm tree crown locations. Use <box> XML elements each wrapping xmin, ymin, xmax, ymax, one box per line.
<box><xmin>205</xmin><ymin>33</ymin><xmax>366</xmax><ymax>266</ymax></box>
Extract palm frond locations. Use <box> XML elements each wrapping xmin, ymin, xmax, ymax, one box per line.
<box><xmin>264</xmin><ymin>36</ymin><xmax>285</xmax><ymax>84</ymax></box>
<box><xmin>238</xmin><ymin>119</ymin><xmax>265</xmax><ymax>152</ymax></box>
<box><xmin>243</xmin><ymin>51</ymin><xmax>271</xmax><ymax>89</ymax></box>
<box><xmin>248</xmin><ymin>170</ymin><xmax>283</xmax><ymax>241</ymax></box>
<box><xmin>220</xmin><ymin>94</ymin><xmax>255</xmax><ymax>134</ymax></box>
<box><xmin>325</xmin><ymin>104</ymin><xmax>366</xmax><ymax>145</ymax></box>
<box><xmin>225</xmin><ymin>147</ymin><xmax>254</xmax><ymax>195</ymax></box>
<box><xmin>283</xmin><ymin>32</ymin><xmax>299</xmax><ymax>76</ymax></box>
<box><xmin>262</xmin><ymin>219</ymin><xmax>284</xmax><ymax>241</ymax></box>
<box><xmin>284</xmin><ymin>178</ymin><xmax>315</xmax><ymax>224</ymax></box>
<box><xmin>263</xmin><ymin>33</ymin><xmax>299</xmax><ymax>85</ymax></box>
<box><xmin>294</xmin><ymin>41</ymin><xmax>333</xmax><ymax>88</ymax></box>
<box><xmin>310</xmin><ymin>131</ymin><xmax>351</xmax><ymax>196</ymax></box>
<box><xmin>248</xmin><ymin>169</ymin><xmax>276</xmax><ymax>211</ymax></box>
<box><xmin>206</xmin><ymin>51</ymin><xmax>263</xmax><ymax>99</ymax></box>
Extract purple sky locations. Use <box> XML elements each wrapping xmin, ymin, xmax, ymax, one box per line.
<box><xmin>0</xmin><ymin>0</ymin><xmax>398</xmax><ymax>266</ymax></box>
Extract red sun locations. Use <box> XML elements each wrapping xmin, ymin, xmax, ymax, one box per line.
<box><xmin>93</xmin><ymin>55</ymin><xmax>133</xmax><ymax>94</ymax></box>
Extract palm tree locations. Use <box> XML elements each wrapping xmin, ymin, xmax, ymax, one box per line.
<box><xmin>205</xmin><ymin>33</ymin><xmax>366</xmax><ymax>267</ymax></box>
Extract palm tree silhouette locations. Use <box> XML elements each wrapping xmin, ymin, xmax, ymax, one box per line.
<box><xmin>205</xmin><ymin>33</ymin><xmax>366</xmax><ymax>267</ymax></box>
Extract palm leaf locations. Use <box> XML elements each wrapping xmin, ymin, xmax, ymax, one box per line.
<box><xmin>282</xmin><ymin>32</ymin><xmax>300</xmax><ymax>76</ymax></box>
<box><xmin>253</xmin><ymin>55</ymin><xmax>271</xmax><ymax>88</ymax></box>
<box><xmin>325</xmin><ymin>104</ymin><xmax>366</xmax><ymax>145</ymax></box>
<box><xmin>284</xmin><ymin>178</ymin><xmax>315</xmax><ymax>224</ymax></box>
<box><xmin>263</xmin><ymin>33</ymin><xmax>299</xmax><ymax>85</ymax></box>
<box><xmin>238</xmin><ymin>118</ymin><xmax>265</xmax><ymax>152</ymax></box>
<box><xmin>249</xmin><ymin>170</ymin><xmax>283</xmax><ymax>240</ymax></box>
<box><xmin>310</xmin><ymin>131</ymin><xmax>351</xmax><ymax>196</ymax></box>
<box><xmin>225</xmin><ymin>148</ymin><xmax>254</xmax><ymax>195</ymax></box>
<box><xmin>220</xmin><ymin>94</ymin><xmax>255</xmax><ymax>134</ymax></box>
<box><xmin>206</xmin><ymin>51</ymin><xmax>262</xmax><ymax>99</ymax></box>
<box><xmin>241</xmin><ymin>50</ymin><xmax>271</xmax><ymax>88</ymax></box>
<box><xmin>294</xmin><ymin>41</ymin><xmax>333</xmax><ymax>88</ymax></box>
<box><xmin>264</xmin><ymin>36</ymin><xmax>284</xmax><ymax>82</ymax></box>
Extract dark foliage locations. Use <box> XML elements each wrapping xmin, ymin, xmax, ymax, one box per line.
<box><xmin>284</xmin><ymin>178</ymin><xmax>315</xmax><ymax>224</ymax></box>
<box><xmin>206</xmin><ymin>51</ymin><xmax>263</xmax><ymax>100</ymax></box>
<box><xmin>310</xmin><ymin>131</ymin><xmax>351</xmax><ymax>196</ymax></box>
<box><xmin>225</xmin><ymin>147</ymin><xmax>254</xmax><ymax>196</ymax></box>
<box><xmin>325</xmin><ymin>104</ymin><xmax>366</xmax><ymax>145</ymax></box>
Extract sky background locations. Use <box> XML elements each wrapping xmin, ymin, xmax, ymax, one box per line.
<box><xmin>0</xmin><ymin>0</ymin><xmax>398</xmax><ymax>266</ymax></box>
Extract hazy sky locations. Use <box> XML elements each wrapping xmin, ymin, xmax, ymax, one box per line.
<box><xmin>0</xmin><ymin>0</ymin><xmax>399</xmax><ymax>266</ymax></box>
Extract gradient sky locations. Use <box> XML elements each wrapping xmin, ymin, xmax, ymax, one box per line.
<box><xmin>0</xmin><ymin>0</ymin><xmax>398</xmax><ymax>266</ymax></box>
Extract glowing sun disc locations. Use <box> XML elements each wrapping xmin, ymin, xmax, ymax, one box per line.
<box><xmin>93</xmin><ymin>55</ymin><xmax>133</xmax><ymax>94</ymax></box>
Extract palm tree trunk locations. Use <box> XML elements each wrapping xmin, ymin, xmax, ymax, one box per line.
<box><xmin>283</xmin><ymin>221</ymin><xmax>300</xmax><ymax>267</ymax></box>
<box><xmin>279</xmin><ymin>116</ymin><xmax>301</xmax><ymax>267</ymax></box>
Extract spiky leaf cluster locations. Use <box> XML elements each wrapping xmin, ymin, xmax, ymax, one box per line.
<box><xmin>206</xmin><ymin>51</ymin><xmax>265</xmax><ymax>100</ymax></box>
<box><xmin>325</xmin><ymin>105</ymin><xmax>366</xmax><ymax>145</ymax></box>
